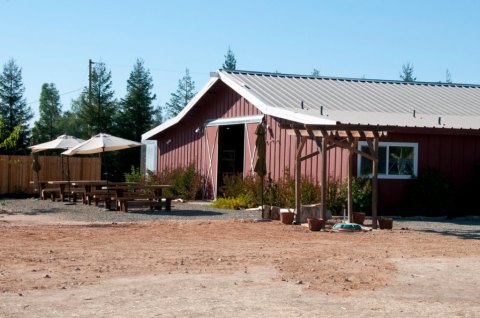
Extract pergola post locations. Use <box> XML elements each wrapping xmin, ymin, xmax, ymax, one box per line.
<box><xmin>347</xmin><ymin>149</ymin><xmax>354</xmax><ymax>223</ymax></box>
<box><xmin>320</xmin><ymin>137</ymin><xmax>328</xmax><ymax>220</ymax></box>
<box><xmin>371</xmin><ymin>133</ymin><xmax>379</xmax><ymax>229</ymax></box>
<box><xmin>295</xmin><ymin>136</ymin><xmax>307</xmax><ymax>224</ymax></box>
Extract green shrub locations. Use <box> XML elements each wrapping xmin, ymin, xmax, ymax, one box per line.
<box><xmin>158</xmin><ymin>163</ymin><xmax>203</xmax><ymax>200</ymax></box>
<box><xmin>124</xmin><ymin>166</ymin><xmax>142</xmax><ymax>183</ymax></box>
<box><xmin>211</xmin><ymin>195</ymin><xmax>251</xmax><ymax>209</ymax></box>
<box><xmin>406</xmin><ymin>167</ymin><xmax>453</xmax><ymax>216</ymax></box>
<box><xmin>327</xmin><ymin>178</ymin><xmax>347</xmax><ymax>215</ymax></box>
<box><xmin>352</xmin><ymin>177</ymin><xmax>372</xmax><ymax>212</ymax></box>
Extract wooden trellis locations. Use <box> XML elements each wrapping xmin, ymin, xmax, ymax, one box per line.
<box><xmin>283</xmin><ymin>124</ymin><xmax>389</xmax><ymax>229</ymax></box>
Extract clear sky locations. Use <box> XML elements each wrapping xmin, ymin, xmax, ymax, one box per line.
<box><xmin>1</xmin><ymin>0</ymin><xmax>479</xmax><ymax>124</ymax></box>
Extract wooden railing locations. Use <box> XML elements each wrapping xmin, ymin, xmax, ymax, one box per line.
<box><xmin>0</xmin><ymin>155</ymin><xmax>101</xmax><ymax>194</ymax></box>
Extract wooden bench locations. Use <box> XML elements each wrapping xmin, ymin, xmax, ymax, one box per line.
<box><xmin>41</xmin><ymin>188</ymin><xmax>62</xmax><ymax>201</ymax></box>
<box><xmin>116</xmin><ymin>197</ymin><xmax>172</xmax><ymax>213</ymax></box>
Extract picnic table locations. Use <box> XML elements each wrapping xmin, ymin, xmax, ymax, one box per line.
<box><xmin>70</xmin><ymin>180</ymin><xmax>138</xmax><ymax>206</ymax></box>
<box><xmin>101</xmin><ymin>184</ymin><xmax>173</xmax><ymax>212</ymax></box>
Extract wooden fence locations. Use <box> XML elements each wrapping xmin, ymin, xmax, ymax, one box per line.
<box><xmin>0</xmin><ymin>155</ymin><xmax>101</xmax><ymax>194</ymax></box>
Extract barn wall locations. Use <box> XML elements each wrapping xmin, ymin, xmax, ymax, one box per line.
<box><xmin>376</xmin><ymin>129</ymin><xmax>480</xmax><ymax>213</ymax></box>
<box><xmin>154</xmin><ymin>81</ymin><xmax>261</xmax><ymax>198</ymax></box>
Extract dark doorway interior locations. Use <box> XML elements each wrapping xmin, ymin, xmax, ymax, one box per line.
<box><xmin>217</xmin><ymin>124</ymin><xmax>244</xmax><ymax>193</ymax></box>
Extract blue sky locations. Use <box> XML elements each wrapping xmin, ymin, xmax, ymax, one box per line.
<box><xmin>1</xmin><ymin>0</ymin><xmax>479</xmax><ymax>123</ymax></box>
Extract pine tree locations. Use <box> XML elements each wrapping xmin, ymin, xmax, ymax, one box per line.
<box><xmin>57</xmin><ymin>95</ymin><xmax>85</xmax><ymax>138</ymax></box>
<box><xmin>400</xmin><ymin>62</ymin><xmax>416</xmax><ymax>82</ymax></box>
<box><xmin>312</xmin><ymin>68</ymin><xmax>320</xmax><ymax>76</ymax></box>
<box><xmin>0</xmin><ymin>59</ymin><xmax>32</xmax><ymax>154</ymax></box>
<box><xmin>446</xmin><ymin>69</ymin><xmax>452</xmax><ymax>83</ymax></box>
<box><xmin>77</xmin><ymin>62</ymin><xmax>117</xmax><ymax>137</ymax></box>
<box><xmin>222</xmin><ymin>46</ymin><xmax>237</xmax><ymax>70</ymax></box>
<box><xmin>32</xmin><ymin>83</ymin><xmax>62</xmax><ymax>143</ymax></box>
<box><xmin>165</xmin><ymin>69</ymin><xmax>196</xmax><ymax>119</ymax></box>
<box><xmin>116</xmin><ymin>59</ymin><xmax>156</xmax><ymax>141</ymax></box>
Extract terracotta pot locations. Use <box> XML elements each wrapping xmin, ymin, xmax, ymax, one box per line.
<box><xmin>352</xmin><ymin>212</ymin><xmax>366</xmax><ymax>225</ymax></box>
<box><xmin>270</xmin><ymin>206</ymin><xmax>280</xmax><ymax>220</ymax></box>
<box><xmin>378</xmin><ymin>218</ymin><xmax>393</xmax><ymax>230</ymax></box>
<box><xmin>307</xmin><ymin>218</ymin><xmax>324</xmax><ymax>231</ymax></box>
<box><xmin>280</xmin><ymin>212</ymin><xmax>295</xmax><ymax>225</ymax></box>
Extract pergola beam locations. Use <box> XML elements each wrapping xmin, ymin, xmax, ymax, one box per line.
<box><xmin>286</xmin><ymin>124</ymin><xmax>386</xmax><ymax>228</ymax></box>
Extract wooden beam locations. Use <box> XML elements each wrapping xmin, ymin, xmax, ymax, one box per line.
<box><xmin>321</xmin><ymin>137</ymin><xmax>328</xmax><ymax>220</ymax></box>
<box><xmin>300</xmin><ymin>151</ymin><xmax>320</xmax><ymax>162</ymax></box>
<box><xmin>295</xmin><ymin>136</ymin><xmax>307</xmax><ymax>224</ymax></box>
<box><xmin>371</xmin><ymin>135</ymin><xmax>379</xmax><ymax>229</ymax></box>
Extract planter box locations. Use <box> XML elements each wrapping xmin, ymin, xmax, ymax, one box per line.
<box><xmin>307</xmin><ymin>218</ymin><xmax>325</xmax><ymax>231</ymax></box>
<box><xmin>280</xmin><ymin>212</ymin><xmax>295</xmax><ymax>225</ymax></box>
<box><xmin>378</xmin><ymin>218</ymin><xmax>393</xmax><ymax>230</ymax></box>
<box><xmin>353</xmin><ymin>212</ymin><xmax>366</xmax><ymax>225</ymax></box>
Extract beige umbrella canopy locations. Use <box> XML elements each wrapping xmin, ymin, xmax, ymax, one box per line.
<box><xmin>62</xmin><ymin>133</ymin><xmax>141</xmax><ymax>155</ymax></box>
<box><xmin>62</xmin><ymin>133</ymin><xmax>142</xmax><ymax>182</ymax></box>
<box><xmin>29</xmin><ymin>134</ymin><xmax>85</xmax><ymax>153</ymax></box>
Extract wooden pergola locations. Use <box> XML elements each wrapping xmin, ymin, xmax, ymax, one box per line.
<box><xmin>283</xmin><ymin>124</ymin><xmax>389</xmax><ymax>229</ymax></box>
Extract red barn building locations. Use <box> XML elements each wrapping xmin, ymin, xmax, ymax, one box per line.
<box><xmin>142</xmin><ymin>70</ymin><xmax>480</xmax><ymax>216</ymax></box>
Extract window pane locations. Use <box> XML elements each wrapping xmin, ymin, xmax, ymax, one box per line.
<box><xmin>388</xmin><ymin>146</ymin><xmax>414</xmax><ymax>175</ymax></box>
<box><xmin>360</xmin><ymin>146</ymin><xmax>387</xmax><ymax>175</ymax></box>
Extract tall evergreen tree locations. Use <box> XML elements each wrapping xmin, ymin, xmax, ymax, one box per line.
<box><xmin>116</xmin><ymin>59</ymin><xmax>156</xmax><ymax>141</ymax></box>
<box><xmin>312</xmin><ymin>68</ymin><xmax>320</xmax><ymax>76</ymax></box>
<box><xmin>57</xmin><ymin>95</ymin><xmax>85</xmax><ymax>138</ymax></box>
<box><xmin>165</xmin><ymin>68</ymin><xmax>196</xmax><ymax>119</ymax></box>
<box><xmin>400</xmin><ymin>62</ymin><xmax>416</xmax><ymax>82</ymax></box>
<box><xmin>77</xmin><ymin>62</ymin><xmax>117</xmax><ymax>137</ymax></box>
<box><xmin>0</xmin><ymin>59</ymin><xmax>32</xmax><ymax>154</ymax></box>
<box><xmin>445</xmin><ymin>69</ymin><xmax>452</xmax><ymax>83</ymax></box>
<box><xmin>32</xmin><ymin>83</ymin><xmax>62</xmax><ymax>143</ymax></box>
<box><xmin>222</xmin><ymin>46</ymin><xmax>237</xmax><ymax>70</ymax></box>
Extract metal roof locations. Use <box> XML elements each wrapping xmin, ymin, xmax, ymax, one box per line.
<box><xmin>142</xmin><ymin>69</ymin><xmax>480</xmax><ymax>140</ymax></box>
<box><xmin>219</xmin><ymin>70</ymin><xmax>480</xmax><ymax>130</ymax></box>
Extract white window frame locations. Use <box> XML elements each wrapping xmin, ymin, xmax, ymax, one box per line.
<box><xmin>357</xmin><ymin>141</ymin><xmax>418</xmax><ymax>179</ymax></box>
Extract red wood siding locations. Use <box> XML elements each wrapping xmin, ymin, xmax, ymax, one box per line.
<box><xmin>376</xmin><ymin>129</ymin><xmax>480</xmax><ymax>213</ymax></box>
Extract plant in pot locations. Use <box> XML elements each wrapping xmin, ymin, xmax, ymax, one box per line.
<box><xmin>352</xmin><ymin>177</ymin><xmax>372</xmax><ymax>225</ymax></box>
<box><xmin>378</xmin><ymin>216</ymin><xmax>393</xmax><ymax>230</ymax></box>
<box><xmin>307</xmin><ymin>217</ymin><xmax>324</xmax><ymax>231</ymax></box>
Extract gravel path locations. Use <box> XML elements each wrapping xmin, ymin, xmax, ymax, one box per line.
<box><xmin>0</xmin><ymin>198</ymin><xmax>262</xmax><ymax>223</ymax></box>
<box><xmin>1</xmin><ymin>198</ymin><xmax>479</xmax><ymax>238</ymax></box>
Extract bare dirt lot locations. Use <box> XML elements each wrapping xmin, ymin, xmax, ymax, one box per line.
<box><xmin>1</xmin><ymin>200</ymin><xmax>479</xmax><ymax>317</ymax></box>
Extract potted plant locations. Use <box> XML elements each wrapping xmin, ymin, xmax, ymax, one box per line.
<box><xmin>378</xmin><ymin>216</ymin><xmax>393</xmax><ymax>230</ymax></box>
<box><xmin>352</xmin><ymin>212</ymin><xmax>366</xmax><ymax>225</ymax></box>
<box><xmin>280</xmin><ymin>210</ymin><xmax>295</xmax><ymax>225</ymax></box>
<box><xmin>307</xmin><ymin>218</ymin><xmax>324</xmax><ymax>231</ymax></box>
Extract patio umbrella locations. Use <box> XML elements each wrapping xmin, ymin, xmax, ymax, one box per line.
<box><xmin>29</xmin><ymin>134</ymin><xmax>85</xmax><ymax>153</ymax></box>
<box><xmin>254</xmin><ymin>123</ymin><xmax>267</xmax><ymax>218</ymax></box>
<box><xmin>62</xmin><ymin>133</ymin><xmax>142</xmax><ymax>181</ymax></box>
<box><xmin>29</xmin><ymin>134</ymin><xmax>85</xmax><ymax>201</ymax></box>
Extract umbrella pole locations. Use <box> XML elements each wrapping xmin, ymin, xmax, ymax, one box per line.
<box><xmin>261</xmin><ymin>175</ymin><xmax>264</xmax><ymax>217</ymax></box>
<box><xmin>64</xmin><ymin>156</ymin><xmax>75</xmax><ymax>205</ymax></box>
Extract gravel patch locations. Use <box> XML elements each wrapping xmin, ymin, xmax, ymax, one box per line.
<box><xmin>0</xmin><ymin>198</ymin><xmax>262</xmax><ymax>223</ymax></box>
<box><xmin>1</xmin><ymin>199</ymin><xmax>479</xmax><ymax>239</ymax></box>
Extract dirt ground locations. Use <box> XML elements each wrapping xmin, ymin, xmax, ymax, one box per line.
<box><xmin>0</xmin><ymin>213</ymin><xmax>479</xmax><ymax>317</ymax></box>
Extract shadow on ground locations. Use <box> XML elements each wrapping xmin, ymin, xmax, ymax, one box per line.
<box><xmin>397</xmin><ymin>218</ymin><xmax>480</xmax><ymax>240</ymax></box>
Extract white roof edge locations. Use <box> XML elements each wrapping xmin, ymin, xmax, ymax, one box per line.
<box><xmin>142</xmin><ymin>70</ymin><xmax>340</xmax><ymax>140</ymax></box>
<box><xmin>205</xmin><ymin>115</ymin><xmax>264</xmax><ymax>126</ymax></box>
<box><xmin>218</xmin><ymin>71</ymin><xmax>337</xmax><ymax>126</ymax></box>
<box><xmin>142</xmin><ymin>76</ymin><xmax>220</xmax><ymax>141</ymax></box>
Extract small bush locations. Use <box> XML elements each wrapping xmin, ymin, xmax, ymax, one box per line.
<box><xmin>211</xmin><ymin>196</ymin><xmax>250</xmax><ymax>209</ymax></box>
<box><xmin>327</xmin><ymin>178</ymin><xmax>347</xmax><ymax>215</ymax></box>
<box><xmin>352</xmin><ymin>177</ymin><xmax>372</xmax><ymax>212</ymax></box>
<box><xmin>158</xmin><ymin>163</ymin><xmax>203</xmax><ymax>200</ymax></box>
<box><xmin>124</xmin><ymin>166</ymin><xmax>142</xmax><ymax>183</ymax></box>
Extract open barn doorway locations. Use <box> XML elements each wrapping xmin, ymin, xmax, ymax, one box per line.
<box><xmin>217</xmin><ymin>124</ymin><xmax>245</xmax><ymax>195</ymax></box>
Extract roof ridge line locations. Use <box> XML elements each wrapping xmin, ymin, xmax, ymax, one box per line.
<box><xmin>219</xmin><ymin>69</ymin><xmax>480</xmax><ymax>88</ymax></box>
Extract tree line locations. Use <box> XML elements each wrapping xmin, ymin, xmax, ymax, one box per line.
<box><xmin>0</xmin><ymin>48</ymin><xmax>238</xmax><ymax>179</ymax></box>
